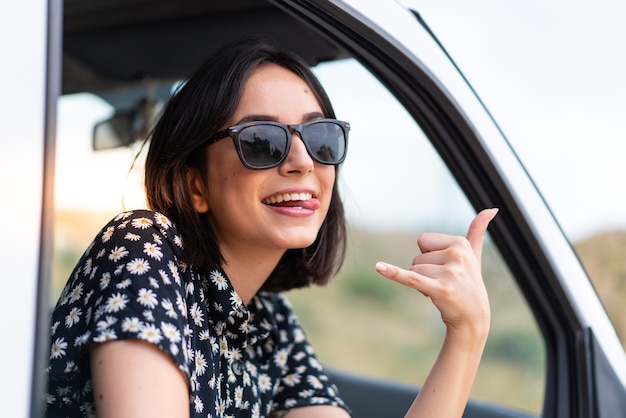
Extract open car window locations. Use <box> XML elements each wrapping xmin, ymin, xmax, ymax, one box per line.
<box><xmin>53</xmin><ymin>57</ymin><xmax>545</xmax><ymax>415</ymax></box>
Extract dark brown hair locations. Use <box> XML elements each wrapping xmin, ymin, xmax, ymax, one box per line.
<box><xmin>144</xmin><ymin>38</ymin><xmax>347</xmax><ymax>292</ymax></box>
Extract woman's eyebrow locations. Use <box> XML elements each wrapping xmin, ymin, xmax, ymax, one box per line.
<box><xmin>234</xmin><ymin>111</ymin><xmax>325</xmax><ymax>125</ymax></box>
<box><xmin>235</xmin><ymin>114</ymin><xmax>277</xmax><ymax>124</ymax></box>
<box><xmin>302</xmin><ymin>111</ymin><xmax>325</xmax><ymax>122</ymax></box>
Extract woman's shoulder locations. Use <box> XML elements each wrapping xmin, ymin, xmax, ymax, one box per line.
<box><xmin>94</xmin><ymin>209</ymin><xmax>183</xmax><ymax>252</ymax></box>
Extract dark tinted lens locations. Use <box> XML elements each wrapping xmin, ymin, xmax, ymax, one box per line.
<box><xmin>238</xmin><ymin>124</ymin><xmax>288</xmax><ymax>168</ymax></box>
<box><xmin>303</xmin><ymin>121</ymin><xmax>346</xmax><ymax>163</ymax></box>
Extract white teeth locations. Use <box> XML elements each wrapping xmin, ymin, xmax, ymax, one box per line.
<box><xmin>263</xmin><ymin>192</ymin><xmax>312</xmax><ymax>204</ymax></box>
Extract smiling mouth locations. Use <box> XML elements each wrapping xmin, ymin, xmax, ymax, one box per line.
<box><xmin>262</xmin><ymin>192</ymin><xmax>313</xmax><ymax>206</ymax></box>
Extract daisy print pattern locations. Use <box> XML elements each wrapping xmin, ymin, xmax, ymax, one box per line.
<box><xmin>45</xmin><ymin>210</ymin><xmax>348</xmax><ymax>418</ymax></box>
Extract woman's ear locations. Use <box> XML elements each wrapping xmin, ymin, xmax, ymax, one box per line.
<box><xmin>186</xmin><ymin>168</ymin><xmax>209</xmax><ymax>213</ymax></box>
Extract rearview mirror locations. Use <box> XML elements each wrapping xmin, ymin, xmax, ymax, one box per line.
<box><xmin>93</xmin><ymin>112</ymin><xmax>134</xmax><ymax>150</ymax></box>
<box><xmin>92</xmin><ymin>97</ymin><xmax>163</xmax><ymax>150</ymax></box>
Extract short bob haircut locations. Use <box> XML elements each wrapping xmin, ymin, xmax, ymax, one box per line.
<box><xmin>144</xmin><ymin>38</ymin><xmax>347</xmax><ymax>293</ymax></box>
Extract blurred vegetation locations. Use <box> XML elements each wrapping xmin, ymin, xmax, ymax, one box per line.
<box><xmin>575</xmin><ymin>230</ymin><xmax>626</xmax><ymax>346</ymax></box>
<box><xmin>51</xmin><ymin>210</ymin><xmax>626</xmax><ymax>415</ymax></box>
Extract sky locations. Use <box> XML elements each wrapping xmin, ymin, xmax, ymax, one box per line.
<box><xmin>408</xmin><ymin>0</ymin><xmax>626</xmax><ymax>240</ymax></box>
<box><xmin>54</xmin><ymin>0</ymin><xmax>626</xmax><ymax>243</ymax></box>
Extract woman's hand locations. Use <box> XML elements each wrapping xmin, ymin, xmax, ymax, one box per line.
<box><xmin>374</xmin><ymin>208</ymin><xmax>499</xmax><ymax>418</ymax></box>
<box><xmin>375</xmin><ymin>208</ymin><xmax>498</xmax><ymax>341</ymax></box>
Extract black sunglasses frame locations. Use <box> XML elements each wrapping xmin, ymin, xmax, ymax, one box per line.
<box><xmin>206</xmin><ymin>118</ymin><xmax>350</xmax><ymax>170</ymax></box>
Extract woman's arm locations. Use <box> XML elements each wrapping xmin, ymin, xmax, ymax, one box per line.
<box><xmin>90</xmin><ymin>339</ymin><xmax>190</xmax><ymax>418</ymax></box>
<box><xmin>376</xmin><ymin>208</ymin><xmax>498</xmax><ymax>418</ymax></box>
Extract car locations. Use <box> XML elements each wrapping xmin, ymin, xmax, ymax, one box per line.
<box><xmin>2</xmin><ymin>0</ymin><xmax>625</xmax><ymax>417</ymax></box>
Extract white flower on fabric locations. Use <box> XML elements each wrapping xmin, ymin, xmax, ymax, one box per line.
<box><xmin>169</xmin><ymin>260</ymin><xmax>181</xmax><ymax>285</ymax></box>
<box><xmin>84</xmin><ymin>290</ymin><xmax>94</xmax><ymax>305</ymax></box>
<box><xmin>257</xmin><ymin>374</ymin><xmax>272</xmax><ymax>393</ymax></box>
<box><xmin>50</xmin><ymin>338</ymin><xmax>67</xmax><ymax>359</ymax></box>
<box><xmin>208</xmin><ymin>374</ymin><xmax>217</xmax><ymax>390</ymax></box>
<box><xmin>210</xmin><ymin>270</ymin><xmax>228</xmax><ymax>290</ymax></box>
<box><xmin>143</xmin><ymin>310</ymin><xmax>155</xmax><ymax>322</ymax></box>
<box><xmin>299</xmin><ymin>389</ymin><xmax>315</xmax><ymax>398</ymax></box>
<box><xmin>154</xmin><ymin>212</ymin><xmax>171</xmax><ymax>230</ymax></box>
<box><xmin>228</xmin><ymin>347</ymin><xmax>242</xmax><ymax>362</ymax></box>
<box><xmin>308</xmin><ymin>356</ymin><xmax>323</xmax><ymax>371</ymax></box>
<box><xmin>234</xmin><ymin>386</ymin><xmax>244</xmax><ymax>407</ymax></box>
<box><xmin>124</xmin><ymin>232</ymin><xmax>141</xmax><ymax>241</ymax></box>
<box><xmin>185</xmin><ymin>281</ymin><xmax>194</xmax><ymax>297</ymax></box>
<box><xmin>138</xmin><ymin>323</ymin><xmax>162</xmax><ymax>344</ymax></box>
<box><xmin>283</xmin><ymin>373</ymin><xmax>301</xmax><ymax>387</ymax></box>
<box><xmin>121</xmin><ymin>317</ymin><xmax>142</xmax><ymax>333</ymax></box>
<box><xmin>242</xmin><ymin>370</ymin><xmax>251</xmax><ymax>387</ymax></box>
<box><xmin>161</xmin><ymin>298</ymin><xmax>177</xmax><ymax>319</ymax></box>
<box><xmin>229</xmin><ymin>291</ymin><xmax>243</xmax><ymax>310</ymax></box>
<box><xmin>64</xmin><ymin>307</ymin><xmax>81</xmax><ymax>328</ymax></box>
<box><xmin>94</xmin><ymin>329</ymin><xmax>117</xmax><ymax>343</ymax></box>
<box><xmin>158</xmin><ymin>269</ymin><xmax>171</xmax><ymax>285</ymax></box>
<box><xmin>68</xmin><ymin>283</ymin><xmax>84</xmax><ymax>304</ymax></box>
<box><xmin>99</xmin><ymin>273</ymin><xmax>111</xmax><ymax>290</ymax></box>
<box><xmin>189</xmin><ymin>302</ymin><xmax>204</xmax><ymax>327</ymax></box>
<box><xmin>89</xmin><ymin>265</ymin><xmax>99</xmax><ymax>280</ymax></box>
<box><xmin>161</xmin><ymin>322</ymin><xmax>181</xmax><ymax>343</ymax></box>
<box><xmin>96</xmin><ymin>316</ymin><xmax>117</xmax><ymax>331</ymax></box>
<box><xmin>274</xmin><ymin>348</ymin><xmax>289</xmax><ymax>368</ymax></box>
<box><xmin>115</xmin><ymin>279</ymin><xmax>132</xmax><ymax>289</ymax></box>
<box><xmin>126</xmin><ymin>258</ymin><xmax>150</xmax><ymax>275</ymax></box>
<box><xmin>209</xmin><ymin>336</ymin><xmax>219</xmax><ymax>354</ymax></box>
<box><xmin>151</xmin><ymin>233</ymin><xmax>163</xmax><ymax>245</ymax></box>
<box><xmin>101</xmin><ymin>226</ymin><xmax>115</xmax><ymax>242</ymax></box>
<box><xmin>137</xmin><ymin>288</ymin><xmax>158</xmax><ymax>308</ymax></box>
<box><xmin>170</xmin><ymin>343</ymin><xmax>179</xmax><ymax>356</ymax></box>
<box><xmin>252</xmin><ymin>404</ymin><xmax>261</xmax><ymax>418</ymax></box>
<box><xmin>82</xmin><ymin>258</ymin><xmax>93</xmax><ymax>276</ymax></box>
<box><xmin>131</xmin><ymin>217</ymin><xmax>153</xmax><ymax>229</ymax></box>
<box><xmin>175</xmin><ymin>292</ymin><xmax>187</xmax><ymax>317</ymax></box>
<box><xmin>113</xmin><ymin>264</ymin><xmax>124</xmax><ymax>276</ymax></box>
<box><xmin>109</xmin><ymin>246</ymin><xmax>128</xmax><ymax>262</ymax></box>
<box><xmin>148</xmin><ymin>277</ymin><xmax>159</xmax><ymax>289</ymax></box>
<box><xmin>306</xmin><ymin>375</ymin><xmax>324</xmax><ymax>390</ymax></box>
<box><xmin>193</xmin><ymin>395</ymin><xmax>204</xmax><ymax>413</ymax></box>
<box><xmin>195</xmin><ymin>350</ymin><xmax>208</xmax><ymax>376</ymax></box>
<box><xmin>74</xmin><ymin>332</ymin><xmax>90</xmax><ymax>348</ymax></box>
<box><xmin>105</xmin><ymin>292</ymin><xmax>129</xmax><ymax>313</ymax></box>
<box><xmin>143</xmin><ymin>242</ymin><xmax>163</xmax><ymax>261</ymax></box>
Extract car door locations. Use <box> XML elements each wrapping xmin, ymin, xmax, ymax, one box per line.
<box><xmin>14</xmin><ymin>1</ymin><xmax>626</xmax><ymax>417</ymax></box>
<box><xmin>0</xmin><ymin>0</ymin><xmax>62</xmax><ymax>416</ymax></box>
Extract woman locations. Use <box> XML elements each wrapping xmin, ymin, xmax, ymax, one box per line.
<box><xmin>45</xmin><ymin>38</ymin><xmax>497</xmax><ymax>418</ymax></box>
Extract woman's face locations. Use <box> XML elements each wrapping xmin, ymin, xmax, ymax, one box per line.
<box><xmin>191</xmin><ymin>63</ymin><xmax>336</xmax><ymax>261</ymax></box>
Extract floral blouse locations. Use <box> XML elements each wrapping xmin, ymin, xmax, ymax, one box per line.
<box><xmin>45</xmin><ymin>210</ymin><xmax>349</xmax><ymax>417</ymax></box>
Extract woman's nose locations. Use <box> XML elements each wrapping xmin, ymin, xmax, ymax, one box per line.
<box><xmin>279</xmin><ymin>133</ymin><xmax>314</xmax><ymax>174</ymax></box>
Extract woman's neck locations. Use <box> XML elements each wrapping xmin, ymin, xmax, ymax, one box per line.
<box><xmin>220</xmin><ymin>249</ymin><xmax>284</xmax><ymax>304</ymax></box>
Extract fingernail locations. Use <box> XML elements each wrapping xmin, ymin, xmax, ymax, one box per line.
<box><xmin>375</xmin><ymin>262</ymin><xmax>387</xmax><ymax>272</ymax></box>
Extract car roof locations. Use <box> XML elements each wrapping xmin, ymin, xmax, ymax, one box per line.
<box><xmin>63</xmin><ymin>0</ymin><xmax>348</xmax><ymax>102</ymax></box>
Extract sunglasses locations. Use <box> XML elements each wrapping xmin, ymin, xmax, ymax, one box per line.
<box><xmin>206</xmin><ymin>118</ymin><xmax>350</xmax><ymax>170</ymax></box>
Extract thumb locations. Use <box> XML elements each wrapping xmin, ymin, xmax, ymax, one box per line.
<box><xmin>466</xmin><ymin>208</ymin><xmax>499</xmax><ymax>259</ymax></box>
